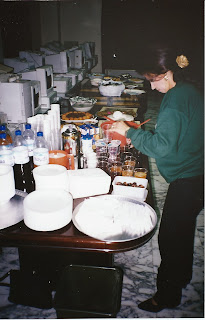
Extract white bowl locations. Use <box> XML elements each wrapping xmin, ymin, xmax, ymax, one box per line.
<box><xmin>23</xmin><ymin>189</ymin><xmax>73</xmax><ymax>231</ymax></box>
<box><xmin>112</xmin><ymin>176</ymin><xmax>148</xmax><ymax>201</ymax></box>
<box><xmin>99</xmin><ymin>80</ymin><xmax>125</xmax><ymax>97</ymax></box>
<box><xmin>72</xmin><ymin>102</ymin><xmax>94</xmax><ymax>112</ymax></box>
<box><xmin>91</xmin><ymin>78</ymin><xmax>102</xmax><ymax>86</ymax></box>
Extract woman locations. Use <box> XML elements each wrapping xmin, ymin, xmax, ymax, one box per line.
<box><xmin>110</xmin><ymin>45</ymin><xmax>204</xmax><ymax>312</ymax></box>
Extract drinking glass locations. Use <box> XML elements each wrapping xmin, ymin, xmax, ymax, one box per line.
<box><xmin>123</xmin><ymin>156</ymin><xmax>137</xmax><ymax>167</ymax></box>
<box><xmin>120</xmin><ymin>151</ymin><xmax>132</xmax><ymax>162</ymax></box>
<box><xmin>134</xmin><ymin>168</ymin><xmax>148</xmax><ymax>179</ymax></box>
<box><xmin>122</xmin><ymin>165</ymin><xmax>134</xmax><ymax>176</ymax></box>
<box><xmin>109</xmin><ymin>161</ymin><xmax>122</xmax><ymax>180</ymax></box>
<box><xmin>97</xmin><ymin>160</ymin><xmax>109</xmax><ymax>174</ymax></box>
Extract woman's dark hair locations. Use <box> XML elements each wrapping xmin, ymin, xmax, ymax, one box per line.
<box><xmin>138</xmin><ymin>42</ymin><xmax>202</xmax><ymax>87</ymax></box>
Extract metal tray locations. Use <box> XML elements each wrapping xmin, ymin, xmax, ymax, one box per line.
<box><xmin>72</xmin><ymin>195</ymin><xmax>157</xmax><ymax>243</ymax></box>
<box><xmin>0</xmin><ymin>190</ymin><xmax>27</xmax><ymax>230</ymax></box>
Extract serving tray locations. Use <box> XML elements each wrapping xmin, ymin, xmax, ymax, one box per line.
<box><xmin>0</xmin><ymin>190</ymin><xmax>27</xmax><ymax>230</ymax></box>
<box><xmin>72</xmin><ymin>195</ymin><xmax>157</xmax><ymax>243</ymax></box>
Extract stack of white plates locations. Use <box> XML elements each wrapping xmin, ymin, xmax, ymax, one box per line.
<box><xmin>24</xmin><ymin>189</ymin><xmax>73</xmax><ymax>231</ymax></box>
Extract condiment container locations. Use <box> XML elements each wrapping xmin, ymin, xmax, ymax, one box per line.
<box><xmin>112</xmin><ymin>176</ymin><xmax>148</xmax><ymax>200</ymax></box>
<box><xmin>49</xmin><ymin>150</ymin><xmax>69</xmax><ymax>168</ymax></box>
<box><xmin>67</xmin><ymin>168</ymin><xmax>111</xmax><ymax>199</ymax></box>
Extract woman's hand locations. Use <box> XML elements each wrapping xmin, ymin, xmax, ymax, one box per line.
<box><xmin>109</xmin><ymin>121</ymin><xmax>130</xmax><ymax>136</ymax></box>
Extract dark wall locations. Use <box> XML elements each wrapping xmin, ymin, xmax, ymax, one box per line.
<box><xmin>0</xmin><ymin>2</ymin><xmax>41</xmax><ymax>58</ymax></box>
<box><xmin>101</xmin><ymin>0</ymin><xmax>204</xmax><ymax>79</ymax></box>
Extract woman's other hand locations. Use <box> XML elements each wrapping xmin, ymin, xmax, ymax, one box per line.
<box><xmin>109</xmin><ymin>121</ymin><xmax>130</xmax><ymax>136</ymax></box>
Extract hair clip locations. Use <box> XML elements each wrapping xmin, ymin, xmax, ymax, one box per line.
<box><xmin>176</xmin><ymin>55</ymin><xmax>189</xmax><ymax>68</ymax></box>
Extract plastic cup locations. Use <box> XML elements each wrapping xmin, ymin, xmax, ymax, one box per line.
<box><xmin>134</xmin><ymin>168</ymin><xmax>148</xmax><ymax>179</ymax></box>
<box><xmin>109</xmin><ymin>161</ymin><xmax>122</xmax><ymax>177</ymax></box>
<box><xmin>97</xmin><ymin>156</ymin><xmax>108</xmax><ymax>162</ymax></box>
<box><xmin>95</xmin><ymin>140</ymin><xmax>107</xmax><ymax>154</ymax></box>
<box><xmin>120</xmin><ymin>145</ymin><xmax>131</xmax><ymax>153</ymax></box>
<box><xmin>108</xmin><ymin>144</ymin><xmax>119</xmax><ymax>157</ymax></box>
<box><xmin>96</xmin><ymin>152</ymin><xmax>108</xmax><ymax>158</ymax></box>
<box><xmin>108</xmin><ymin>155</ymin><xmax>121</xmax><ymax>164</ymax></box>
<box><xmin>122</xmin><ymin>165</ymin><xmax>134</xmax><ymax>177</ymax></box>
<box><xmin>123</xmin><ymin>156</ymin><xmax>137</xmax><ymax>167</ymax></box>
<box><xmin>102</xmin><ymin>124</ymin><xmax>113</xmax><ymax>143</ymax></box>
<box><xmin>97</xmin><ymin>160</ymin><xmax>109</xmax><ymax>174</ymax></box>
<box><xmin>120</xmin><ymin>151</ymin><xmax>132</xmax><ymax>162</ymax></box>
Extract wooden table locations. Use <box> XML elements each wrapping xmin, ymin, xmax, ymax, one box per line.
<box><xmin>0</xmin><ymin>81</ymin><xmax>156</xmax><ymax>288</ymax></box>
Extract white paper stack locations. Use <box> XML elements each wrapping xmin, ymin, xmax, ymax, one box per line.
<box><xmin>67</xmin><ymin>168</ymin><xmax>111</xmax><ymax>199</ymax></box>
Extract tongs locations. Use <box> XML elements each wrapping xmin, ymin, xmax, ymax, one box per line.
<box><xmin>104</xmin><ymin>116</ymin><xmax>151</xmax><ymax>129</ymax></box>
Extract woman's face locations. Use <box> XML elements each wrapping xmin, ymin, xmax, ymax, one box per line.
<box><xmin>145</xmin><ymin>71</ymin><xmax>176</xmax><ymax>93</ymax></box>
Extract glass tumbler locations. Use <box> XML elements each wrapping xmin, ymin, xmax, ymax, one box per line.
<box><xmin>120</xmin><ymin>151</ymin><xmax>132</xmax><ymax>162</ymax></box>
<box><xmin>123</xmin><ymin>156</ymin><xmax>137</xmax><ymax>167</ymax></box>
<box><xmin>102</xmin><ymin>124</ymin><xmax>113</xmax><ymax>143</ymax></box>
<box><xmin>97</xmin><ymin>160</ymin><xmax>109</xmax><ymax>174</ymax></box>
<box><xmin>109</xmin><ymin>161</ymin><xmax>122</xmax><ymax>180</ymax></box>
<box><xmin>122</xmin><ymin>165</ymin><xmax>134</xmax><ymax>176</ymax></box>
<box><xmin>134</xmin><ymin>167</ymin><xmax>148</xmax><ymax>179</ymax></box>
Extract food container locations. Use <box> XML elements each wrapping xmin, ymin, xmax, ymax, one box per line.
<box><xmin>99</xmin><ymin>80</ymin><xmax>125</xmax><ymax>97</ymax></box>
<box><xmin>67</xmin><ymin>168</ymin><xmax>111</xmax><ymax>199</ymax></box>
<box><xmin>112</xmin><ymin>176</ymin><xmax>148</xmax><ymax>200</ymax></box>
<box><xmin>23</xmin><ymin>189</ymin><xmax>73</xmax><ymax>231</ymax></box>
<box><xmin>70</xmin><ymin>96</ymin><xmax>97</xmax><ymax>112</ymax></box>
<box><xmin>72</xmin><ymin>102</ymin><xmax>94</xmax><ymax>112</ymax></box>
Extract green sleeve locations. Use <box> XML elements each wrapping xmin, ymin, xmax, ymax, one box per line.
<box><xmin>127</xmin><ymin>108</ymin><xmax>188</xmax><ymax>159</ymax></box>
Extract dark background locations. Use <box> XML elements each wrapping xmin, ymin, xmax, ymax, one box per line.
<box><xmin>102</xmin><ymin>0</ymin><xmax>204</xmax><ymax>81</ymax></box>
<box><xmin>0</xmin><ymin>0</ymin><xmax>204</xmax><ymax>83</ymax></box>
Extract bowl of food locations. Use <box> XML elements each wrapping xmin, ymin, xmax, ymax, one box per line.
<box><xmin>99</xmin><ymin>80</ymin><xmax>125</xmax><ymax>97</ymax></box>
<box><xmin>70</xmin><ymin>96</ymin><xmax>97</xmax><ymax>112</ymax></box>
<box><xmin>91</xmin><ymin>78</ymin><xmax>103</xmax><ymax>87</ymax></box>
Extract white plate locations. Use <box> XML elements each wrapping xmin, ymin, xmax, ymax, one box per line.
<box><xmin>124</xmin><ymin>89</ymin><xmax>146</xmax><ymax>95</ymax></box>
<box><xmin>72</xmin><ymin>195</ymin><xmax>157</xmax><ymax>242</ymax></box>
<box><xmin>131</xmin><ymin>79</ymin><xmax>144</xmax><ymax>84</ymax></box>
<box><xmin>108</xmin><ymin>114</ymin><xmax>134</xmax><ymax>121</ymax></box>
<box><xmin>61</xmin><ymin>118</ymin><xmax>98</xmax><ymax>124</ymax></box>
<box><xmin>0</xmin><ymin>190</ymin><xmax>27</xmax><ymax>230</ymax></box>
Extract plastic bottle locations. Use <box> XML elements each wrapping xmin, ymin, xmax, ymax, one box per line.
<box><xmin>13</xmin><ymin>130</ymin><xmax>26</xmax><ymax>147</ymax></box>
<box><xmin>81</xmin><ymin>134</ymin><xmax>93</xmax><ymax>156</ymax></box>
<box><xmin>33</xmin><ymin>132</ymin><xmax>49</xmax><ymax>167</ymax></box>
<box><xmin>0</xmin><ymin>132</ymin><xmax>14</xmax><ymax>166</ymax></box>
<box><xmin>13</xmin><ymin>145</ymin><xmax>35</xmax><ymax>193</ymax></box>
<box><xmin>12</xmin><ymin>130</ymin><xmax>35</xmax><ymax>193</ymax></box>
<box><xmin>0</xmin><ymin>124</ymin><xmax>13</xmax><ymax>145</ymax></box>
<box><xmin>22</xmin><ymin>123</ymin><xmax>35</xmax><ymax>169</ymax></box>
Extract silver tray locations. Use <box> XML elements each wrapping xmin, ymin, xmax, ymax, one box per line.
<box><xmin>0</xmin><ymin>189</ymin><xmax>27</xmax><ymax>230</ymax></box>
<box><xmin>72</xmin><ymin>195</ymin><xmax>157</xmax><ymax>243</ymax></box>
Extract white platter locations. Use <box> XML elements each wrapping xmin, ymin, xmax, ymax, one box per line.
<box><xmin>0</xmin><ymin>189</ymin><xmax>27</xmax><ymax>230</ymax></box>
<box><xmin>61</xmin><ymin>117</ymin><xmax>98</xmax><ymax>124</ymax></box>
<box><xmin>72</xmin><ymin>195</ymin><xmax>157</xmax><ymax>242</ymax></box>
<box><xmin>124</xmin><ymin>89</ymin><xmax>146</xmax><ymax>95</ymax></box>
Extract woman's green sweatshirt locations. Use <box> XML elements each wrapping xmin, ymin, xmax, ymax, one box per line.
<box><xmin>127</xmin><ymin>82</ymin><xmax>204</xmax><ymax>183</ymax></box>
